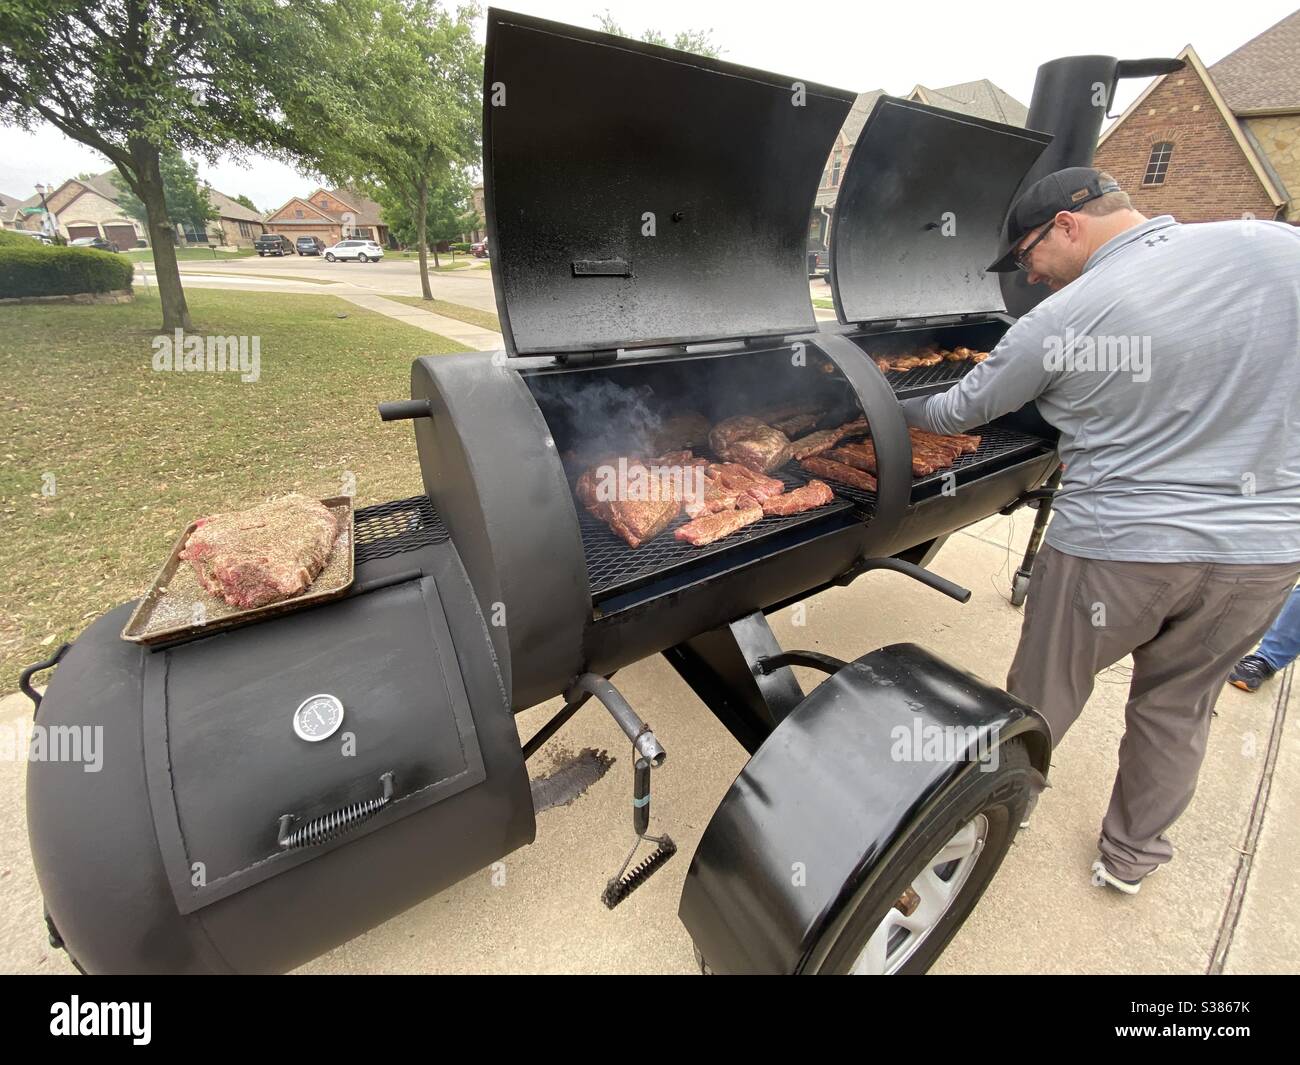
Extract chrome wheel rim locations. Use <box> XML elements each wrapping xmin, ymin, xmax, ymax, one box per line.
<box><xmin>850</xmin><ymin>813</ymin><xmax>988</xmax><ymax>975</ymax></box>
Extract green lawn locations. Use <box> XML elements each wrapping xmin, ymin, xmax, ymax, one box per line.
<box><xmin>386</xmin><ymin>294</ymin><xmax>501</xmax><ymax>332</ymax></box>
<box><xmin>812</xmin><ymin>298</ymin><xmax>835</xmax><ymax>309</ymax></box>
<box><xmin>124</xmin><ymin>247</ymin><xmax>256</xmax><ymax>262</ymax></box>
<box><xmin>0</xmin><ymin>288</ymin><xmax>468</xmax><ymax>694</ymax></box>
<box><xmin>389</xmin><ymin>253</ymin><xmax>482</xmax><ymax>271</ymax></box>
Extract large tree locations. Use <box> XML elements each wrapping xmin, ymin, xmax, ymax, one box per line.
<box><xmin>595</xmin><ymin>11</ymin><xmax>722</xmax><ymax>57</ymax></box>
<box><xmin>110</xmin><ymin>147</ymin><xmax>217</xmax><ymax>241</ymax></box>
<box><xmin>287</xmin><ymin>0</ymin><xmax>481</xmax><ymax>301</ymax></box>
<box><xmin>0</xmin><ymin>2</ymin><xmax>334</xmax><ymax>329</ymax></box>
<box><xmin>374</xmin><ymin>166</ymin><xmax>478</xmax><ymax>267</ymax></box>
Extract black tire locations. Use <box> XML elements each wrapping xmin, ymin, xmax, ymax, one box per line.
<box><xmin>325</xmin><ymin>253</ymin><xmax>335</xmax><ymax>262</ymax></box>
<box><xmin>357</xmin><ymin>253</ymin><xmax>369</xmax><ymax>263</ymax></box>
<box><xmin>812</xmin><ymin>739</ymin><xmax>1034</xmax><ymax>975</ymax></box>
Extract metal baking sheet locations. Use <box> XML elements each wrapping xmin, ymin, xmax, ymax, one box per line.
<box><xmin>121</xmin><ymin>496</ymin><xmax>355</xmax><ymax>646</ymax></box>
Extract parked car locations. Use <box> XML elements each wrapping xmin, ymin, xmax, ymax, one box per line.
<box><xmin>295</xmin><ymin>236</ymin><xmax>326</xmax><ymax>256</ymax></box>
<box><xmin>69</xmin><ymin>236</ymin><xmax>119</xmax><ymax>253</ymax></box>
<box><xmin>806</xmin><ymin>247</ymin><xmax>829</xmax><ymax>279</ymax></box>
<box><xmin>24</xmin><ymin>232</ymin><xmax>54</xmax><ymax>245</ymax></box>
<box><xmin>254</xmin><ymin>234</ymin><xmax>296</xmax><ymax>256</ymax></box>
<box><xmin>471</xmin><ymin>237</ymin><xmax>489</xmax><ymax>258</ymax></box>
<box><xmin>323</xmin><ymin>239</ymin><xmax>384</xmax><ymax>263</ymax></box>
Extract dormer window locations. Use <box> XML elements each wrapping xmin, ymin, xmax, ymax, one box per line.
<box><xmin>294</xmin><ymin>209</ymin><xmax>304</xmax><ymax>218</ymax></box>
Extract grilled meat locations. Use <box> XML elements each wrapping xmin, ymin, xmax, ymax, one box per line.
<box><xmin>675</xmin><ymin>493</ymin><xmax>763</xmax><ymax>546</ymax></box>
<box><xmin>789</xmin><ymin>417</ymin><xmax>870</xmax><ymax>460</ymax></box>
<box><xmin>770</xmin><ymin>412</ymin><xmax>820</xmax><ymax>437</ymax></box>
<box><xmin>761</xmin><ymin>480</ymin><xmax>833</xmax><ymax>516</ymax></box>
<box><xmin>798</xmin><ymin>456</ymin><xmax>878</xmax><ymax>492</ymax></box>
<box><xmin>575</xmin><ymin>457</ymin><xmax>683</xmax><ymax>548</ymax></box>
<box><xmin>709</xmin><ymin>415</ymin><xmax>792</xmax><ymax>473</ymax></box>
<box><xmin>706</xmin><ymin>462</ymin><xmax>785</xmax><ymax>501</ymax></box>
<box><xmin>179</xmin><ymin>494</ymin><xmax>343</xmax><ymax>609</ymax></box>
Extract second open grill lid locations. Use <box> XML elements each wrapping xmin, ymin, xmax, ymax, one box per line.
<box><xmin>484</xmin><ymin>9</ymin><xmax>855</xmax><ymax>357</ymax></box>
<box><xmin>829</xmin><ymin>97</ymin><xmax>1052</xmax><ymax>324</ymax></box>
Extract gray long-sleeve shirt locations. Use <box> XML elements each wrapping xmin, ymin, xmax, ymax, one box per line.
<box><xmin>900</xmin><ymin>214</ymin><xmax>1300</xmax><ymax>564</ymax></box>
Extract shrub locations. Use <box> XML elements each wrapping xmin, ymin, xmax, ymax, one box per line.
<box><xmin>450</xmin><ymin>242</ymin><xmax>472</xmax><ymax>253</ymax></box>
<box><xmin>0</xmin><ymin>242</ymin><xmax>134</xmax><ymax>298</ymax></box>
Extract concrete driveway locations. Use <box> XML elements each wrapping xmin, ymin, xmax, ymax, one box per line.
<box><xmin>2</xmin><ymin>506</ymin><xmax>1293</xmax><ymax>974</ymax></box>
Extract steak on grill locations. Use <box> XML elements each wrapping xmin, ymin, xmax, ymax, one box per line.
<box><xmin>709</xmin><ymin>416</ymin><xmax>792</xmax><ymax>474</ymax></box>
<box><xmin>179</xmin><ymin>493</ymin><xmax>343</xmax><ymax>609</ymax></box>
<box><xmin>799</xmin><ymin>456</ymin><xmax>878</xmax><ymax>492</ymax></box>
<box><xmin>760</xmin><ymin>480</ymin><xmax>833</xmax><ymax>516</ymax></box>
<box><xmin>575</xmin><ymin>457</ymin><xmax>684</xmax><ymax>548</ymax></box>
<box><xmin>705</xmin><ymin>462</ymin><xmax>785</xmax><ymax>500</ymax></box>
<box><xmin>675</xmin><ymin>493</ymin><xmax>763</xmax><ymax>546</ymax></box>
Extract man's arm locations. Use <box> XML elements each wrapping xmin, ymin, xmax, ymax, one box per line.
<box><xmin>899</xmin><ymin>302</ymin><xmax>1062</xmax><ymax>435</ymax></box>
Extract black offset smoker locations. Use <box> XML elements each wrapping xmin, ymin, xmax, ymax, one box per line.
<box><xmin>24</xmin><ymin>9</ymin><xmax>1173</xmax><ymax>975</ymax></box>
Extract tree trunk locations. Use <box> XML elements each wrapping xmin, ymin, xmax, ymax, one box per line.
<box><xmin>416</xmin><ymin>178</ymin><xmax>432</xmax><ymax>301</ymax></box>
<box><xmin>131</xmin><ymin>138</ymin><xmax>192</xmax><ymax>331</ymax></box>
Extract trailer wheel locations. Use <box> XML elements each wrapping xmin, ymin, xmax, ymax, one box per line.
<box><xmin>823</xmin><ymin>739</ymin><xmax>1033</xmax><ymax>974</ymax></box>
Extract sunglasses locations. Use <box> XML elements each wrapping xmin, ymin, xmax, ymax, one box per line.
<box><xmin>1013</xmin><ymin>220</ymin><xmax>1055</xmax><ymax>272</ymax></box>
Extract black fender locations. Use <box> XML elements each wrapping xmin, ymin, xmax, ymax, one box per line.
<box><xmin>678</xmin><ymin>642</ymin><xmax>1050</xmax><ymax>974</ymax></box>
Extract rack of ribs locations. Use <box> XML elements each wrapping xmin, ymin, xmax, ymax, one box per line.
<box><xmin>675</xmin><ymin>493</ymin><xmax>764</xmax><ymax>546</ymax></box>
<box><xmin>798</xmin><ymin>456</ymin><xmax>878</xmax><ymax>492</ymax></box>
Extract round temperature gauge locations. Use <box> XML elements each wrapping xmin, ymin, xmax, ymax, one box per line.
<box><xmin>293</xmin><ymin>694</ymin><xmax>345</xmax><ymax>742</ymax></box>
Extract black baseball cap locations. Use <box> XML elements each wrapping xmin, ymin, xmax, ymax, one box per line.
<box><xmin>987</xmin><ymin>167</ymin><xmax>1124</xmax><ymax>273</ymax></box>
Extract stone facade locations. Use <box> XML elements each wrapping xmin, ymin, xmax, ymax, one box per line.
<box><xmin>1245</xmin><ymin>114</ymin><xmax>1300</xmax><ymax>221</ymax></box>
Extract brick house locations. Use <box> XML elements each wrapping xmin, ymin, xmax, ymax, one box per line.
<box><xmin>811</xmin><ymin>79</ymin><xmax>1029</xmax><ymax>252</ymax></box>
<box><xmin>0</xmin><ymin>171</ymin><xmax>266</xmax><ymax>247</ymax></box>
<box><xmin>262</xmin><ymin>188</ymin><xmax>392</xmax><ymax>247</ymax></box>
<box><xmin>1094</xmin><ymin>10</ymin><xmax>1297</xmax><ymax>223</ymax></box>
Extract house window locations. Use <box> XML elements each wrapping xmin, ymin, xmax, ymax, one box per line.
<box><xmin>1143</xmin><ymin>141</ymin><xmax>1174</xmax><ymax>186</ymax></box>
<box><xmin>294</xmin><ymin>209</ymin><xmax>304</xmax><ymax>218</ymax></box>
<box><xmin>238</xmin><ymin>220</ymin><xmax>254</xmax><ymax>238</ymax></box>
<box><xmin>831</xmin><ymin>156</ymin><xmax>841</xmax><ymax>187</ymax></box>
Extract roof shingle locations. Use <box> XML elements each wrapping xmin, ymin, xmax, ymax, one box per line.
<box><xmin>1209</xmin><ymin>9</ymin><xmax>1300</xmax><ymax>112</ymax></box>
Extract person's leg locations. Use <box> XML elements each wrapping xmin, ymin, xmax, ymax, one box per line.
<box><xmin>1007</xmin><ymin>545</ymin><xmax>1171</xmax><ymax>748</ymax></box>
<box><xmin>1098</xmin><ymin>564</ymin><xmax>1300</xmax><ymax>881</ymax></box>
<box><xmin>1255</xmin><ymin>585</ymin><xmax>1300</xmax><ymax>671</ymax></box>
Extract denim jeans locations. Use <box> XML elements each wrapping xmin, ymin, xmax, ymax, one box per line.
<box><xmin>1257</xmin><ymin>586</ymin><xmax>1300</xmax><ymax>671</ymax></box>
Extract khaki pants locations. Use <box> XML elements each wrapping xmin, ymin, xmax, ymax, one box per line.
<box><xmin>1007</xmin><ymin>544</ymin><xmax>1299</xmax><ymax>881</ymax></box>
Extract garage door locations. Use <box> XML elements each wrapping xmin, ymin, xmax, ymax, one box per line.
<box><xmin>67</xmin><ymin>225</ymin><xmax>99</xmax><ymax>241</ymax></box>
<box><xmin>104</xmin><ymin>224</ymin><xmax>137</xmax><ymax>248</ymax></box>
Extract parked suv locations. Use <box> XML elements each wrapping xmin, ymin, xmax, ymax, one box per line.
<box><xmin>295</xmin><ymin>236</ymin><xmax>326</xmax><ymax>255</ymax></box>
<box><xmin>471</xmin><ymin>237</ymin><xmax>489</xmax><ymax>258</ymax></box>
<box><xmin>323</xmin><ymin>239</ymin><xmax>384</xmax><ymax>263</ymax></box>
<box><xmin>254</xmin><ymin>234</ymin><xmax>296</xmax><ymax>256</ymax></box>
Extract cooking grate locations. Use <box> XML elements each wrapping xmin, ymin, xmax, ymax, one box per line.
<box><xmin>354</xmin><ymin>495</ymin><xmax>449</xmax><ymax>563</ymax></box>
<box><xmin>581</xmin><ymin>468</ymin><xmax>856</xmax><ymax>598</ymax></box>
<box><xmin>911</xmin><ymin>424</ymin><xmax>1048</xmax><ymax>492</ymax></box>
<box><xmin>883</xmin><ymin>359</ymin><xmax>976</xmax><ymax>396</ymax></box>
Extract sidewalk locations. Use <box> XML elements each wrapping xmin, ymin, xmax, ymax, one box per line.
<box><xmin>1</xmin><ymin>508</ymin><xmax>1293</xmax><ymax>973</ymax></box>
<box><xmin>335</xmin><ymin>292</ymin><xmax>503</xmax><ymax>351</ymax></box>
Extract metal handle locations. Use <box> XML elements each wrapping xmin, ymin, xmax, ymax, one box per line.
<box><xmin>834</xmin><ymin>556</ymin><xmax>971</xmax><ymax>604</ymax></box>
<box><xmin>564</xmin><ymin>673</ymin><xmax>666</xmax><ymax>766</ymax></box>
<box><xmin>20</xmin><ymin>643</ymin><xmax>69</xmax><ymax>715</ymax></box>
<box><xmin>277</xmin><ymin>772</ymin><xmax>394</xmax><ymax>850</ymax></box>
<box><xmin>378</xmin><ymin>399</ymin><xmax>432</xmax><ymax>422</ymax></box>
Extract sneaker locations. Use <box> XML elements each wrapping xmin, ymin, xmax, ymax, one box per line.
<box><xmin>1229</xmin><ymin>654</ymin><xmax>1276</xmax><ymax>693</ymax></box>
<box><xmin>1090</xmin><ymin>858</ymin><xmax>1154</xmax><ymax>895</ymax></box>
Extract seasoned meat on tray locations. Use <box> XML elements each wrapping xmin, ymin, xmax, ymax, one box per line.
<box><xmin>675</xmin><ymin>493</ymin><xmax>764</xmax><ymax>546</ymax></box>
<box><xmin>799</xmin><ymin>456</ymin><xmax>878</xmax><ymax>493</ymax></box>
<box><xmin>179</xmin><ymin>493</ymin><xmax>343</xmax><ymax>609</ymax></box>
<box><xmin>761</xmin><ymin>480</ymin><xmax>833</xmax><ymax>516</ymax></box>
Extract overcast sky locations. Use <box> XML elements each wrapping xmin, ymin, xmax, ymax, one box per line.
<box><xmin>1</xmin><ymin>0</ymin><xmax>1294</xmax><ymax>211</ymax></box>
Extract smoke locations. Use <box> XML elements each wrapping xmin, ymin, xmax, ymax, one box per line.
<box><xmin>530</xmin><ymin>374</ymin><xmax>667</xmax><ymax>461</ymax></box>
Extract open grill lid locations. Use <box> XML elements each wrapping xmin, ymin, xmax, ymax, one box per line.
<box><xmin>484</xmin><ymin>9</ymin><xmax>855</xmax><ymax>357</ymax></box>
<box><xmin>829</xmin><ymin>97</ymin><xmax>1052</xmax><ymax>324</ymax></box>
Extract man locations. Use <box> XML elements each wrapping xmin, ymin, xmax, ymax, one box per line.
<box><xmin>901</xmin><ymin>167</ymin><xmax>1300</xmax><ymax>895</ymax></box>
<box><xmin>1229</xmin><ymin>585</ymin><xmax>1300</xmax><ymax>692</ymax></box>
